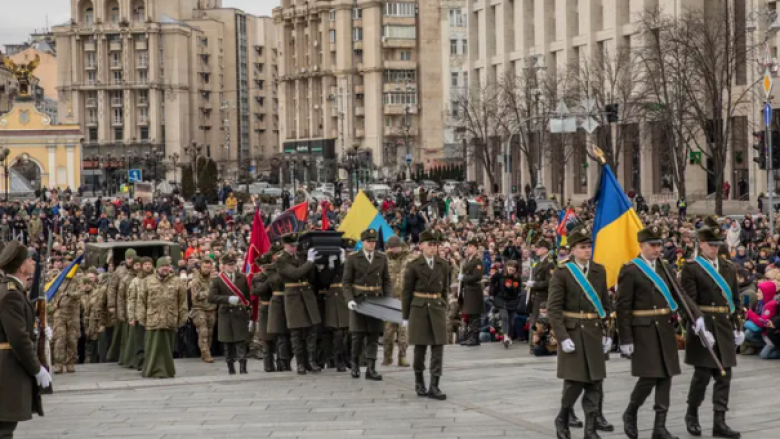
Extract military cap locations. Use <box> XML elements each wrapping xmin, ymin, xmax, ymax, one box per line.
<box><xmin>697</xmin><ymin>226</ymin><xmax>723</xmax><ymax>245</ymax></box>
<box><xmin>361</xmin><ymin>228</ymin><xmax>379</xmax><ymax>242</ymax></box>
<box><xmin>566</xmin><ymin>226</ymin><xmax>593</xmax><ymax>247</ymax></box>
<box><xmin>124</xmin><ymin>248</ymin><xmax>137</xmax><ymax>259</ymax></box>
<box><xmin>221</xmin><ymin>254</ymin><xmax>238</xmax><ymax>265</ymax></box>
<box><xmin>386</xmin><ymin>236</ymin><xmax>402</xmax><ymax>249</ymax></box>
<box><xmin>535</xmin><ymin>240</ymin><xmax>551</xmax><ymax>250</ymax></box>
<box><xmin>637</xmin><ymin>225</ymin><xmax>664</xmax><ymax>244</ymax></box>
<box><xmin>419</xmin><ymin>230</ymin><xmax>438</xmax><ymax>243</ymax></box>
<box><xmin>156</xmin><ymin>256</ymin><xmax>172</xmax><ymax>268</ymax></box>
<box><xmin>140</xmin><ymin>256</ymin><xmax>154</xmax><ymax>264</ymax></box>
<box><xmin>0</xmin><ymin>240</ymin><xmax>30</xmax><ymax>272</ymax></box>
<box><xmin>281</xmin><ymin>233</ymin><xmax>300</xmax><ymax>244</ymax></box>
<box><xmin>257</xmin><ymin>253</ymin><xmax>274</xmax><ymax>265</ymax></box>
<box><xmin>270</xmin><ymin>242</ymin><xmax>284</xmax><ymax>253</ymax></box>
<box><xmin>87</xmin><ymin>267</ymin><xmax>99</xmax><ymax>275</ymax></box>
<box><xmin>703</xmin><ymin>215</ymin><xmax>719</xmax><ymax>229</ymax></box>
<box><xmin>342</xmin><ymin>238</ymin><xmax>357</xmax><ymax>250</ymax></box>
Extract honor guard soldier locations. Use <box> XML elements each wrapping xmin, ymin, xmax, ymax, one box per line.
<box><xmin>402</xmin><ymin>230</ymin><xmax>450</xmax><ymax>400</ymax></box>
<box><xmin>528</xmin><ymin>240</ymin><xmax>555</xmax><ymax>332</ymax></box>
<box><xmin>319</xmin><ymin>238</ymin><xmax>353</xmax><ymax>372</ymax></box>
<box><xmin>617</xmin><ymin>226</ymin><xmax>709</xmax><ymax>439</ymax></box>
<box><xmin>209</xmin><ymin>254</ymin><xmax>252</xmax><ymax>375</ymax></box>
<box><xmin>547</xmin><ymin>226</ymin><xmax>613</xmax><ymax>439</ymax></box>
<box><xmin>343</xmin><ymin>229</ymin><xmax>392</xmax><ymax>380</ymax></box>
<box><xmin>458</xmin><ymin>238</ymin><xmax>485</xmax><ymax>347</ymax></box>
<box><xmin>0</xmin><ymin>241</ymin><xmax>52</xmax><ymax>439</ymax></box>
<box><xmin>681</xmin><ymin>226</ymin><xmax>743</xmax><ymax>439</ymax></box>
<box><xmin>277</xmin><ymin>233</ymin><xmax>322</xmax><ymax>375</ymax></box>
<box><xmin>262</xmin><ymin>243</ymin><xmax>292</xmax><ymax>372</ymax></box>
<box><xmin>252</xmin><ymin>251</ymin><xmax>279</xmax><ymax>372</ymax></box>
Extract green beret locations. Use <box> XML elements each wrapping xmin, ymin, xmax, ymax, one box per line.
<box><xmin>281</xmin><ymin>233</ymin><xmax>299</xmax><ymax>244</ymax></box>
<box><xmin>361</xmin><ymin>228</ymin><xmax>379</xmax><ymax>242</ymax></box>
<box><xmin>386</xmin><ymin>236</ymin><xmax>402</xmax><ymax>249</ymax></box>
<box><xmin>637</xmin><ymin>226</ymin><xmax>663</xmax><ymax>244</ymax></box>
<box><xmin>0</xmin><ymin>241</ymin><xmax>30</xmax><ymax>272</ymax></box>
<box><xmin>140</xmin><ymin>256</ymin><xmax>154</xmax><ymax>264</ymax></box>
<box><xmin>125</xmin><ymin>249</ymin><xmax>137</xmax><ymax>259</ymax></box>
<box><xmin>156</xmin><ymin>257</ymin><xmax>172</xmax><ymax>268</ymax></box>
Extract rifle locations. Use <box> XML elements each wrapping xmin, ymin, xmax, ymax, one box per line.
<box><xmin>33</xmin><ymin>233</ymin><xmax>54</xmax><ymax>394</ymax></box>
<box><xmin>658</xmin><ymin>260</ymin><xmax>726</xmax><ymax>377</ymax></box>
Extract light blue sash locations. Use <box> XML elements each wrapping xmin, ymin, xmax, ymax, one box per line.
<box><xmin>564</xmin><ymin>262</ymin><xmax>606</xmax><ymax>318</ymax></box>
<box><xmin>694</xmin><ymin>256</ymin><xmax>735</xmax><ymax>313</ymax></box>
<box><xmin>631</xmin><ymin>258</ymin><xmax>678</xmax><ymax>312</ymax></box>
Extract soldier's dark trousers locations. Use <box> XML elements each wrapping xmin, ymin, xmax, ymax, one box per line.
<box><xmin>276</xmin><ymin>334</ymin><xmax>291</xmax><ymax>360</ymax></box>
<box><xmin>0</xmin><ymin>421</ymin><xmax>17</xmax><ymax>439</ymax></box>
<box><xmin>318</xmin><ymin>327</ymin><xmax>333</xmax><ymax>363</ymax></box>
<box><xmin>262</xmin><ymin>340</ymin><xmax>276</xmax><ymax>359</ymax></box>
<box><xmin>467</xmin><ymin>315</ymin><xmax>480</xmax><ymax>340</ymax></box>
<box><xmin>413</xmin><ymin>344</ymin><xmax>444</xmax><ymax>377</ymax></box>
<box><xmin>630</xmin><ymin>377</ymin><xmax>672</xmax><ymax>412</ymax></box>
<box><xmin>224</xmin><ymin>341</ymin><xmax>248</xmax><ymax>363</ymax></box>
<box><xmin>291</xmin><ymin>327</ymin><xmax>316</xmax><ymax>363</ymax></box>
<box><xmin>332</xmin><ymin>329</ymin><xmax>347</xmax><ymax>359</ymax></box>
<box><xmin>352</xmin><ymin>332</ymin><xmax>380</xmax><ymax>360</ymax></box>
<box><xmin>562</xmin><ymin>380</ymin><xmax>601</xmax><ymax>414</ymax></box>
<box><xmin>98</xmin><ymin>327</ymin><xmax>114</xmax><ymax>362</ymax></box>
<box><xmin>687</xmin><ymin>367</ymin><xmax>731</xmax><ymax>412</ymax></box>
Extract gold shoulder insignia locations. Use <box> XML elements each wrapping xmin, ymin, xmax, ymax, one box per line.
<box><xmin>7</xmin><ymin>282</ymin><xmax>17</xmax><ymax>291</ymax></box>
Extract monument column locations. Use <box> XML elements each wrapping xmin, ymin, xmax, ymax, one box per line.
<box><xmin>47</xmin><ymin>144</ymin><xmax>57</xmax><ymax>187</ymax></box>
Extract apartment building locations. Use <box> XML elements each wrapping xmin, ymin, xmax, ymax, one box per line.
<box><xmin>442</xmin><ymin>0</ymin><xmax>468</xmax><ymax>159</ymax></box>
<box><xmin>54</xmin><ymin>0</ymin><xmax>278</xmax><ymax>189</ymax></box>
<box><xmin>273</xmin><ymin>0</ymin><xmax>443</xmax><ymax>181</ymax></box>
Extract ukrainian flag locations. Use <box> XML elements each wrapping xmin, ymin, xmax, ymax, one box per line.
<box><xmin>338</xmin><ymin>191</ymin><xmax>396</xmax><ymax>249</ymax></box>
<box><xmin>592</xmin><ymin>165</ymin><xmax>643</xmax><ymax>288</ymax></box>
<box><xmin>45</xmin><ymin>254</ymin><xmax>83</xmax><ymax>302</ymax></box>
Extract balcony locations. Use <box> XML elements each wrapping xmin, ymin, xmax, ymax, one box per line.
<box><xmin>138</xmin><ymin>117</ymin><xmax>149</xmax><ymax>126</ymax></box>
<box><xmin>384</xmin><ymin>82</ymin><xmax>418</xmax><ymax>93</ymax></box>
<box><xmin>85</xmin><ymin>98</ymin><xmax>97</xmax><ymax>107</ymax></box>
<box><xmin>85</xmin><ymin>62</ymin><xmax>96</xmax><ymax>70</ymax></box>
<box><xmin>110</xmin><ymin>62</ymin><xmax>122</xmax><ymax>70</ymax></box>
<box><xmin>384</xmin><ymin>126</ymin><xmax>418</xmax><ymax>137</ymax></box>
<box><xmin>111</xmin><ymin>97</ymin><xmax>123</xmax><ymax>107</ymax></box>
<box><xmin>109</xmin><ymin>41</ymin><xmax>122</xmax><ymax>51</ymax></box>
<box><xmin>382</xmin><ymin>38</ymin><xmax>416</xmax><ymax>49</ymax></box>
<box><xmin>356</xmin><ymin>129</ymin><xmax>365</xmax><ymax>138</ymax></box>
<box><xmin>355</xmin><ymin>106</ymin><xmax>365</xmax><ymax>117</ymax></box>
<box><xmin>86</xmin><ymin>118</ymin><xmax>98</xmax><ymax>127</ymax></box>
<box><xmin>112</xmin><ymin>118</ymin><xmax>124</xmax><ymax>126</ymax></box>
<box><xmin>384</xmin><ymin>104</ymin><xmax>417</xmax><ymax>115</ymax></box>
<box><xmin>137</xmin><ymin>98</ymin><xmax>148</xmax><ymax>107</ymax></box>
<box><xmin>137</xmin><ymin>61</ymin><xmax>148</xmax><ymax>69</ymax></box>
<box><xmin>384</xmin><ymin>60</ymin><xmax>416</xmax><ymax>70</ymax></box>
<box><xmin>135</xmin><ymin>40</ymin><xmax>147</xmax><ymax>50</ymax></box>
<box><xmin>84</xmin><ymin>42</ymin><xmax>96</xmax><ymax>51</ymax></box>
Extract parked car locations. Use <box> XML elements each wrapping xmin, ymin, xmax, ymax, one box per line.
<box><xmin>238</xmin><ymin>182</ymin><xmax>282</xmax><ymax>197</ymax></box>
<box><xmin>315</xmin><ymin>183</ymin><xmax>335</xmax><ymax>195</ymax></box>
<box><xmin>442</xmin><ymin>180</ymin><xmax>459</xmax><ymax>194</ymax></box>
<box><xmin>421</xmin><ymin>180</ymin><xmax>440</xmax><ymax>191</ymax></box>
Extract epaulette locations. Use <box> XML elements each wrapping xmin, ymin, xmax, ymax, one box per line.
<box><xmin>557</xmin><ymin>260</ymin><xmax>570</xmax><ymax>269</ymax></box>
<box><xmin>7</xmin><ymin>282</ymin><xmax>17</xmax><ymax>291</ymax></box>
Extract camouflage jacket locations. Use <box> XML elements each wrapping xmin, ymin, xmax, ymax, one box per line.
<box><xmin>116</xmin><ymin>267</ymin><xmax>137</xmax><ymax>322</ymax></box>
<box><xmin>106</xmin><ymin>264</ymin><xmax>129</xmax><ymax>325</ymax></box>
<box><xmin>84</xmin><ymin>277</ymin><xmax>106</xmax><ymax>339</ymax></box>
<box><xmin>387</xmin><ymin>248</ymin><xmax>415</xmax><ymax>300</ymax></box>
<box><xmin>189</xmin><ymin>271</ymin><xmax>217</xmax><ymax>312</ymax></box>
<box><xmin>50</xmin><ymin>274</ymin><xmax>86</xmax><ymax>316</ymax></box>
<box><xmin>136</xmin><ymin>273</ymin><xmax>188</xmax><ymax>331</ymax></box>
<box><xmin>126</xmin><ymin>271</ymin><xmax>150</xmax><ymax>323</ymax></box>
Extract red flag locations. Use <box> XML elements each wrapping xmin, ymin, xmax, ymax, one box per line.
<box><xmin>266</xmin><ymin>201</ymin><xmax>310</xmax><ymax>242</ymax></box>
<box><xmin>321</xmin><ymin>210</ymin><xmax>329</xmax><ymax>230</ymax></box>
<box><xmin>244</xmin><ymin>209</ymin><xmax>270</xmax><ymax>322</ymax></box>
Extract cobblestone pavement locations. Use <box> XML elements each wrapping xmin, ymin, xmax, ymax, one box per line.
<box><xmin>16</xmin><ymin>343</ymin><xmax>780</xmax><ymax>439</ymax></box>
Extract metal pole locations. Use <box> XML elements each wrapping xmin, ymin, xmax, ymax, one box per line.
<box><xmin>768</xmin><ymin>112</ymin><xmax>774</xmax><ymax>235</ymax></box>
<box><xmin>504</xmin><ymin>134</ymin><xmax>512</xmax><ymax>218</ymax></box>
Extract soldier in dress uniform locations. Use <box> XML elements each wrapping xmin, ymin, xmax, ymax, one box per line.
<box><xmin>617</xmin><ymin>226</ymin><xmax>710</xmax><ymax>439</ymax></box>
<box><xmin>252</xmin><ymin>251</ymin><xmax>280</xmax><ymax>372</ymax></box>
<box><xmin>458</xmin><ymin>238</ymin><xmax>485</xmax><ymax>347</ymax></box>
<box><xmin>276</xmin><ymin>233</ymin><xmax>321</xmax><ymax>375</ymax></box>
<box><xmin>528</xmin><ymin>240</ymin><xmax>555</xmax><ymax>332</ymax></box>
<box><xmin>189</xmin><ymin>259</ymin><xmax>217</xmax><ymax>363</ymax></box>
<box><xmin>680</xmin><ymin>226</ymin><xmax>743</xmax><ymax>439</ymax></box>
<box><xmin>209</xmin><ymin>254</ymin><xmax>252</xmax><ymax>375</ymax></box>
<box><xmin>263</xmin><ymin>243</ymin><xmax>292</xmax><ymax>372</ymax></box>
<box><xmin>547</xmin><ymin>226</ymin><xmax>613</xmax><ymax>439</ymax></box>
<box><xmin>402</xmin><ymin>230</ymin><xmax>450</xmax><ymax>401</ymax></box>
<box><xmin>318</xmin><ymin>238</ymin><xmax>352</xmax><ymax>372</ymax></box>
<box><xmin>343</xmin><ymin>229</ymin><xmax>392</xmax><ymax>381</ymax></box>
<box><xmin>383</xmin><ymin>236</ymin><xmax>412</xmax><ymax>366</ymax></box>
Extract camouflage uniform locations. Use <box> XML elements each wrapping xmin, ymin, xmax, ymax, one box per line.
<box><xmin>383</xmin><ymin>248</ymin><xmax>412</xmax><ymax>366</ymax></box>
<box><xmin>50</xmin><ymin>273</ymin><xmax>87</xmax><ymax>373</ymax></box>
<box><xmin>106</xmin><ymin>263</ymin><xmax>129</xmax><ymax>361</ymax></box>
<box><xmin>189</xmin><ymin>270</ymin><xmax>217</xmax><ymax>362</ymax></box>
<box><xmin>84</xmin><ymin>274</ymin><xmax>108</xmax><ymax>363</ymax></box>
<box><xmin>124</xmin><ymin>270</ymin><xmax>150</xmax><ymax>369</ymax></box>
<box><xmin>117</xmin><ymin>267</ymin><xmax>138</xmax><ymax>366</ymax></box>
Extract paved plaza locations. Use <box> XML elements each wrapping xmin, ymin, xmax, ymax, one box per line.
<box><xmin>16</xmin><ymin>344</ymin><xmax>780</xmax><ymax>439</ymax></box>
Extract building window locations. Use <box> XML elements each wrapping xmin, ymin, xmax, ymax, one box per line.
<box><xmin>462</xmin><ymin>39</ymin><xmax>468</xmax><ymax>55</ymax></box>
<box><xmin>139</xmin><ymin>107</ymin><xmax>148</xmax><ymax>122</ymax></box>
<box><xmin>385</xmin><ymin>117</ymin><xmax>391</xmax><ymax>127</ymax></box>
<box><xmin>113</xmin><ymin>71</ymin><xmax>123</xmax><ymax>84</ymax></box>
<box><xmin>138</xmin><ymin>51</ymin><xmax>149</xmax><ymax>68</ymax></box>
<box><xmin>450</xmin><ymin>39</ymin><xmax>458</xmax><ymax>55</ymax></box>
<box><xmin>138</xmin><ymin>70</ymin><xmax>148</xmax><ymax>84</ymax></box>
<box><xmin>86</xmin><ymin>52</ymin><xmax>96</xmax><ymax>68</ymax></box>
<box><xmin>383</xmin><ymin>25</ymin><xmax>416</xmax><ymax>39</ymax></box>
<box><xmin>384</xmin><ymin>2</ymin><xmax>416</xmax><ymax>17</ymax></box>
<box><xmin>353</xmin><ymin>27</ymin><xmax>363</xmax><ymax>42</ymax></box>
<box><xmin>87</xmin><ymin>109</ymin><xmax>97</xmax><ymax>124</ymax></box>
<box><xmin>329</xmin><ymin>9</ymin><xmax>336</xmax><ymax>21</ymax></box>
<box><xmin>85</xmin><ymin>7</ymin><xmax>94</xmax><ymax>25</ymax></box>
<box><xmin>140</xmin><ymin>126</ymin><xmax>149</xmax><ymax>140</ymax></box>
<box><xmin>399</xmin><ymin>50</ymin><xmax>412</xmax><ymax>61</ymax></box>
<box><xmin>133</xmin><ymin>6</ymin><xmax>145</xmax><ymax>23</ymax></box>
<box><xmin>113</xmin><ymin>108</ymin><xmax>123</xmax><ymax>124</ymax></box>
<box><xmin>384</xmin><ymin>70</ymin><xmax>417</xmax><ymax>82</ymax></box>
<box><xmin>88</xmin><ymin>128</ymin><xmax>98</xmax><ymax>142</ymax></box>
<box><xmin>87</xmin><ymin>71</ymin><xmax>97</xmax><ymax>85</ymax></box>
<box><xmin>449</xmin><ymin>9</ymin><xmax>467</xmax><ymax>27</ymax></box>
<box><xmin>463</xmin><ymin>71</ymin><xmax>468</xmax><ymax>87</ymax></box>
<box><xmin>329</xmin><ymin>30</ymin><xmax>336</xmax><ymax>43</ymax></box>
<box><xmin>138</xmin><ymin>90</ymin><xmax>148</xmax><ymax>105</ymax></box>
<box><xmin>451</xmin><ymin>72</ymin><xmax>459</xmax><ymax>87</ymax></box>
<box><xmin>111</xmin><ymin>52</ymin><xmax>121</xmax><ymax>68</ymax></box>
<box><xmin>114</xmin><ymin>127</ymin><xmax>123</xmax><ymax>141</ymax></box>
<box><xmin>383</xmin><ymin>92</ymin><xmax>417</xmax><ymax>105</ymax></box>
<box><xmin>353</xmin><ymin>8</ymin><xmax>362</xmax><ymax>19</ymax></box>
<box><xmin>110</xmin><ymin>7</ymin><xmax>120</xmax><ymax>24</ymax></box>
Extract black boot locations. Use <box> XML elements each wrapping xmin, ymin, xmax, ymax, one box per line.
<box><xmin>336</xmin><ymin>354</ymin><xmax>347</xmax><ymax>372</ymax></box>
<box><xmin>351</xmin><ymin>357</ymin><xmax>360</xmax><ymax>378</ymax></box>
<box><xmin>264</xmin><ymin>354</ymin><xmax>276</xmax><ymax>373</ymax></box>
<box><xmin>584</xmin><ymin>412</ymin><xmax>602</xmax><ymax>439</ymax></box>
<box><xmin>569</xmin><ymin>409</ymin><xmax>583</xmax><ymax>428</ymax></box>
<box><xmin>239</xmin><ymin>360</ymin><xmax>248</xmax><ymax>375</ymax></box>
<box><xmin>414</xmin><ymin>372</ymin><xmax>427</xmax><ymax>397</ymax></box>
<box><xmin>280</xmin><ymin>359</ymin><xmax>291</xmax><ymax>372</ymax></box>
<box><xmin>713</xmin><ymin>411</ymin><xmax>740</xmax><ymax>439</ymax></box>
<box><xmin>427</xmin><ymin>376</ymin><xmax>446</xmax><ymax>400</ymax></box>
<box><xmin>595</xmin><ymin>412</ymin><xmax>614</xmax><ymax>432</ymax></box>
<box><xmin>651</xmin><ymin>411</ymin><xmax>678</xmax><ymax>439</ymax></box>
<box><xmin>307</xmin><ymin>350</ymin><xmax>321</xmax><ymax>373</ymax></box>
<box><xmin>276</xmin><ymin>359</ymin><xmax>284</xmax><ymax>372</ymax></box>
<box><xmin>623</xmin><ymin>403</ymin><xmax>640</xmax><ymax>439</ymax></box>
<box><xmin>554</xmin><ymin>408</ymin><xmax>571</xmax><ymax>439</ymax></box>
<box><xmin>365</xmin><ymin>359</ymin><xmax>382</xmax><ymax>381</ymax></box>
<box><xmin>227</xmin><ymin>362</ymin><xmax>236</xmax><ymax>375</ymax></box>
<box><xmin>685</xmin><ymin>407</ymin><xmax>702</xmax><ymax>437</ymax></box>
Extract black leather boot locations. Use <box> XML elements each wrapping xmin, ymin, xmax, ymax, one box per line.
<box><xmin>276</xmin><ymin>359</ymin><xmax>284</xmax><ymax>372</ymax></box>
<box><xmin>336</xmin><ymin>354</ymin><xmax>347</xmax><ymax>372</ymax></box>
<box><xmin>623</xmin><ymin>403</ymin><xmax>640</xmax><ymax>439</ymax></box>
<box><xmin>427</xmin><ymin>376</ymin><xmax>446</xmax><ymax>400</ymax></box>
<box><xmin>584</xmin><ymin>412</ymin><xmax>602</xmax><ymax>439</ymax></box>
<box><xmin>651</xmin><ymin>411</ymin><xmax>678</xmax><ymax>439</ymax></box>
<box><xmin>569</xmin><ymin>409</ymin><xmax>583</xmax><ymax>428</ymax></box>
<box><xmin>264</xmin><ymin>354</ymin><xmax>276</xmax><ymax>373</ymax></box>
<box><xmin>595</xmin><ymin>411</ymin><xmax>614</xmax><ymax>432</ymax></box>
<box><xmin>554</xmin><ymin>408</ymin><xmax>571</xmax><ymax>439</ymax></box>
<box><xmin>351</xmin><ymin>357</ymin><xmax>360</xmax><ymax>378</ymax></box>
<box><xmin>227</xmin><ymin>362</ymin><xmax>236</xmax><ymax>375</ymax></box>
<box><xmin>713</xmin><ymin>411</ymin><xmax>740</xmax><ymax>439</ymax></box>
<box><xmin>685</xmin><ymin>407</ymin><xmax>702</xmax><ymax>436</ymax></box>
<box><xmin>365</xmin><ymin>359</ymin><xmax>382</xmax><ymax>381</ymax></box>
<box><xmin>307</xmin><ymin>350</ymin><xmax>321</xmax><ymax>373</ymax></box>
<box><xmin>239</xmin><ymin>360</ymin><xmax>248</xmax><ymax>374</ymax></box>
<box><xmin>414</xmin><ymin>372</ymin><xmax>427</xmax><ymax>397</ymax></box>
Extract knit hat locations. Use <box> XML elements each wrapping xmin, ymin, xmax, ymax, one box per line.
<box><xmin>156</xmin><ymin>257</ymin><xmax>172</xmax><ymax>268</ymax></box>
<box><xmin>758</xmin><ymin>281</ymin><xmax>777</xmax><ymax>298</ymax></box>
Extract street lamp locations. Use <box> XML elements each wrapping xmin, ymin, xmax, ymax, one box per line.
<box><xmin>168</xmin><ymin>152</ymin><xmax>180</xmax><ymax>188</ymax></box>
<box><xmin>184</xmin><ymin>142</ymin><xmax>204</xmax><ymax>188</ymax></box>
<box><xmin>0</xmin><ymin>147</ymin><xmax>11</xmax><ymax>201</ymax></box>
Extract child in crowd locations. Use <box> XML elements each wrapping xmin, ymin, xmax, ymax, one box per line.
<box><xmin>532</xmin><ymin>302</ymin><xmax>557</xmax><ymax>356</ymax></box>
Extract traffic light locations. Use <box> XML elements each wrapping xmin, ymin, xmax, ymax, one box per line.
<box><xmin>754</xmin><ymin>131</ymin><xmax>766</xmax><ymax>170</ymax></box>
<box><xmin>605</xmin><ymin>104</ymin><xmax>619</xmax><ymax>123</ymax></box>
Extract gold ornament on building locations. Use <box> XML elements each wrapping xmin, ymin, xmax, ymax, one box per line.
<box><xmin>3</xmin><ymin>54</ymin><xmax>40</xmax><ymax>98</ymax></box>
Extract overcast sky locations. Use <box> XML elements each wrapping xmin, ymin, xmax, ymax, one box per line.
<box><xmin>0</xmin><ymin>0</ymin><xmax>278</xmax><ymax>48</ymax></box>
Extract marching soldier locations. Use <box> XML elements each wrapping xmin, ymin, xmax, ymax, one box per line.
<box><xmin>384</xmin><ymin>237</ymin><xmax>412</xmax><ymax>365</ymax></box>
<box><xmin>617</xmin><ymin>226</ymin><xmax>710</xmax><ymax>439</ymax></box>
<box><xmin>528</xmin><ymin>240</ymin><xmax>555</xmax><ymax>332</ymax></box>
<box><xmin>402</xmin><ymin>230</ymin><xmax>450</xmax><ymax>400</ymax></box>
<box><xmin>263</xmin><ymin>244</ymin><xmax>292</xmax><ymax>372</ymax></box>
<box><xmin>547</xmin><ymin>226</ymin><xmax>613</xmax><ymax>439</ymax></box>
<box><xmin>189</xmin><ymin>259</ymin><xmax>217</xmax><ymax>363</ymax></box>
<box><xmin>106</xmin><ymin>249</ymin><xmax>136</xmax><ymax>362</ymax></box>
<box><xmin>209</xmin><ymin>254</ymin><xmax>252</xmax><ymax>375</ymax></box>
<box><xmin>126</xmin><ymin>257</ymin><xmax>153</xmax><ymax>371</ymax></box>
<box><xmin>252</xmin><ymin>251</ymin><xmax>278</xmax><ymax>372</ymax></box>
<box><xmin>681</xmin><ymin>226</ymin><xmax>742</xmax><ymax>439</ymax></box>
<box><xmin>318</xmin><ymin>238</ymin><xmax>353</xmax><ymax>372</ymax></box>
<box><xmin>458</xmin><ymin>238</ymin><xmax>485</xmax><ymax>347</ymax></box>
<box><xmin>119</xmin><ymin>258</ymin><xmax>142</xmax><ymax>367</ymax></box>
<box><xmin>343</xmin><ymin>229</ymin><xmax>392</xmax><ymax>381</ymax></box>
<box><xmin>276</xmin><ymin>233</ymin><xmax>321</xmax><ymax>375</ymax></box>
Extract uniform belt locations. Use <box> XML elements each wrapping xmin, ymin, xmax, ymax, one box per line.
<box><xmin>631</xmin><ymin>309</ymin><xmax>671</xmax><ymax>317</ymax></box>
<box><xmin>260</xmin><ymin>300</ymin><xmax>270</xmax><ymax>305</ymax></box>
<box><xmin>354</xmin><ymin>285</ymin><xmax>381</xmax><ymax>292</ymax></box>
<box><xmin>285</xmin><ymin>282</ymin><xmax>309</xmax><ymax>288</ymax></box>
<box><xmin>0</xmin><ymin>343</ymin><xmax>11</xmax><ymax>350</ymax></box>
<box><xmin>700</xmin><ymin>305</ymin><xmax>730</xmax><ymax>314</ymax></box>
<box><xmin>272</xmin><ymin>292</ymin><xmax>284</xmax><ymax>296</ymax></box>
<box><xmin>413</xmin><ymin>292</ymin><xmax>440</xmax><ymax>299</ymax></box>
<box><xmin>563</xmin><ymin>311</ymin><xmax>600</xmax><ymax>319</ymax></box>
<box><xmin>330</xmin><ymin>283</ymin><xmax>343</xmax><ymax>288</ymax></box>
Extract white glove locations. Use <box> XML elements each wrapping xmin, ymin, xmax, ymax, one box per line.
<box><xmin>402</xmin><ymin>320</ymin><xmax>409</xmax><ymax>327</ymax></box>
<box><xmin>45</xmin><ymin>326</ymin><xmax>53</xmax><ymax>341</ymax></box>
<box><xmin>339</xmin><ymin>249</ymin><xmax>346</xmax><ymax>263</ymax></box>
<box><xmin>307</xmin><ymin>248</ymin><xmax>319</xmax><ymax>263</ymax></box>
<box><xmin>702</xmin><ymin>330</ymin><xmax>716</xmax><ymax>348</ymax></box>
<box><xmin>457</xmin><ymin>274</ymin><xmax>464</xmax><ymax>281</ymax></box>
<box><xmin>526</xmin><ymin>280</ymin><xmax>536</xmax><ymax>288</ymax></box>
<box><xmin>348</xmin><ymin>300</ymin><xmax>358</xmax><ymax>311</ymax></box>
<box><xmin>694</xmin><ymin>317</ymin><xmax>706</xmax><ymax>335</ymax></box>
<box><xmin>561</xmin><ymin>339</ymin><xmax>575</xmax><ymax>353</ymax></box>
<box><xmin>228</xmin><ymin>296</ymin><xmax>240</xmax><ymax>305</ymax></box>
<box><xmin>620</xmin><ymin>344</ymin><xmax>634</xmax><ymax>356</ymax></box>
<box><xmin>35</xmin><ymin>367</ymin><xmax>52</xmax><ymax>389</ymax></box>
<box><xmin>602</xmin><ymin>336</ymin><xmax>612</xmax><ymax>354</ymax></box>
<box><xmin>248</xmin><ymin>321</ymin><xmax>255</xmax><ymax>333</ymax></box>
<box><xmin>734</xmin><ymin>330</ymin><xmax>745</xmax><ymax>346</ymax></box>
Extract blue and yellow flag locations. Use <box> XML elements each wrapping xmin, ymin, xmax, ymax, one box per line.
<box><xmin>45</xmin><ymin>254</ymin><xmax>83</xmax><ymax>302</ymax></box>
<box><xmin>338</xmin><ymin>191</ymin><xmax>396</xmax><ymax>249</ymax></box>
<box><xmin>592</xmin><ymin>165</ymin><xmax>643</xmax><ymax>288</ymax></box>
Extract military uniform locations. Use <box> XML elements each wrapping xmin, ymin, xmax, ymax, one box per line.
<box><xmin>50</xmin><ymin>267</ymin><xmax>87</xmax><ymax>373</ymax></box>
<box><xmin>209</xmin><ymin>255</ymin><xmax>252</xmax><ymax>375</ymax></box>
<box><xmin>106</xmin><ymin>256</ymin><xmax>132</xmax><ymax>362</ymax></box>
<box><xmin>252</xmin><ymin>264</ymin><xmax>277</xmax><ymax>372</ymax></box>
<box><xmin>189</xmin><ymin>267</ymin><xmax>217</xmax><ymax>363</ymax></box>
<box><xmin>343</xmin><ymin>229</ymin><xmax>392</xmax><ymax>381</ymax></box>
<box><xmin>126</xmin><ymin>260</ymin><xmax>151</xmax><ymax>371</ymax></box>
<box><xmin>316</xmin><ymin>239</ymin><xmax>352</xmax><ymax>372</ymax></box>
<box><xmin>263</xmin><ymin>256</ymin><xmax>292</xmax><ymax>371</ymax></box>
<box><xmin>118</xmin><ymin>261</ymin><xmax>140</xmax><ymax>367</ymax></box>
<box><xmin>402</xmin><ymin>230</ymin><xmax>450</xmax><ymax>400</ymax></box>
<box><xmin>384</xmin><ymin>238</ymin><xmax>412</xmax><ymax>366</ymax></box>
<box><xmin>680</xmin><ymin>226</ymin><xmax>741</xmax><ymax>439</ymax></box>
<box><xmin>529</xmin><ymin>242</ymin><xmax>555</xmax><ymax>331</ymax></box>
<box><xmin>83</xmin><ymin>273</ymin><xmax>107</xmax><ymax>364</ymax></box>
<box><xmin>459</xmin><ymin>239</ymin><xmax>485</xmax><ymax>346</ymax></box>
<box><xmin>547</xmin><ymin>227</ymin><xmax>612</xmax><ymax>439</ymax></box>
